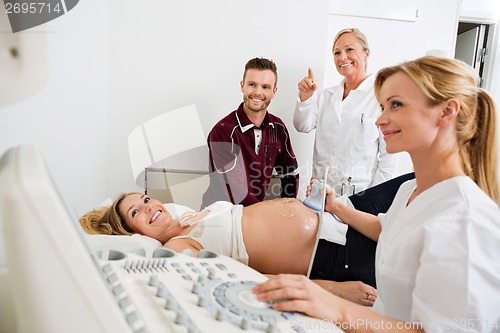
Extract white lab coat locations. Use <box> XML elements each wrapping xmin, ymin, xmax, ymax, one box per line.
<box><xmin>294</xmin><ymin>75</ymin><xmax>397</xmax><ymax>195</ymax></box>
<box><xmin>374</xmin><ymin>177</ymin><xmax>500</xmax><ymax>333</ymax></box>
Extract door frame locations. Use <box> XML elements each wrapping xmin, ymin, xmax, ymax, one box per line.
<box><xmin>457</xmin><ymin>14</ymin><xmax>499</xmax><ymax>92</ymax></box>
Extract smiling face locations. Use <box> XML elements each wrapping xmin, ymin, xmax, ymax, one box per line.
<box><xmin>240</xmin><ymin>68</ymin><xmax>277</xmax><ymax>114</ymax></box>
<box><xmin>375</xmin><ymin>71</ymin><xmax>442</xmax><ymax>155</ymax></box>
<box><xmin>118</xmin><ymin>193</ymin><xmax>181</xmax><ymax>243</ymax></box>
<box><xmin>333</xmin><ymin>32</ymin><xmax>369</xmax><ymax>78</ymax></box>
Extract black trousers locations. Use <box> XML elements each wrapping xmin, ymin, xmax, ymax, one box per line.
<box><xmin>308</xmin><ymin>172</ymin><xmax>415</xmax><ymax>287</ymax></box>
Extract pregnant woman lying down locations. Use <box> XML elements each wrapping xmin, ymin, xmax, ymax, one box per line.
<box><xmin>80</xmin><ymin>192</ymin><xmax>385</xmax><ymax>305</ymax></box>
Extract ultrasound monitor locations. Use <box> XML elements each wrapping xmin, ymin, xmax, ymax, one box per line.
<box><xmin>0</xmin><ymin>144</ymin><xmax>341</xmax><ymax>333</ymax></box>
<box><xmin>0</xmin><ymin>145</ymin><xmax>130</xmax><ymax>332</ymax></box>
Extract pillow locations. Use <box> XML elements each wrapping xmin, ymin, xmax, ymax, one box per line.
<box><xmin>163</xmin><ymin>203</ymin><xmax>194</xmax><ymax>219</ymax></box>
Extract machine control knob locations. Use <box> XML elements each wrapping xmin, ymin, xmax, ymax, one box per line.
<box><xmin>165</xmin><ymin>297</ymin><xmax>177</xmax><ymax>310</ymax></box>
<box><xmin>148</xmin><ymin>275</ymin><xmax>159</xmax><ymax>287</ymax></box>
<box><xmin>215</xmin><ymin>308</ymin><xmax>225</xmax><ymax>321</ymax></box>
<box><xmin>156</xmin><ymin>285</ymin><xmax>167</xmax><ymax>298</ymax></box>
<box><xmin>207</xmin><ymin>268</ymin><xmax>217</xmax><ymax>279</ymax></box>
<box><xmin>191</xmin><ymin>282</ymin><xmax>201</xmax><ymax>294</ymax></box>
<box><xmin>197</xmin><ymin>295</ymin><xmax>208</xmax><ymax>307</ymax></box>
<box><xmin>240</xmin><ymin>316</ymin><xmax>251</xmax><ymax>330</ymax></box>
<box><xmin>175</xmin><ymin>310</ymin><xmax>187</xmax><ymax>325</ymax></box>
<box><xmin>197</xmin><ymin>275</ymin><xmax>207</xmax><ymax>284</ymax></box>
<box><xmin>266</xmin><ymin>321</ymin><xmax>278</xmax><ymax>333</ymax></box>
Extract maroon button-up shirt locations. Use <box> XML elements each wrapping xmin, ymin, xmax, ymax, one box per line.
<box><xmin>201</xmin><ymin>103</ymin><xmax>299</xmax><ymax>208</ymax></box>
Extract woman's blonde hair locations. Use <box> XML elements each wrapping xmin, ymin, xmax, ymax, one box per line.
<box><xmin>79</xmin><ymin>192</ymin><xmax>141</xmax><ymax>235</ymax></box>
<box><xmin>332</xmin><ymin>28</ymin><xmax>370</xmax><ymax>71</ymax></box>
<box><xmin>374</xmin><ymin>56</ymin><xmax>499</xmax><ymax>204</ymax></box>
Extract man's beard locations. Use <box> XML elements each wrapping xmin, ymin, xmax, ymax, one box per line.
<box><xmin>244</xmin><ymin>95</ymin><xmax>270</xmax><ymax>112</ymax></box>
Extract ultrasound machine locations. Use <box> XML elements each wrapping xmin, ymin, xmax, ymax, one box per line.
<box><xmin>0</xmin><ymin>144</ymin><xmax>342</xmax><ymax>333</ymax></box>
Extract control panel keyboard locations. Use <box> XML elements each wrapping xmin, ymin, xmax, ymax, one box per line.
<box><xmin>96</xmin><ymin>248</ymin><xmax>342</xmax><ymax>333</ymax></box>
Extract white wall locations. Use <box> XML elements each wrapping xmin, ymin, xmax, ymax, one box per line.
<box><xmin>106</xmin><ymin>0</ymin><xmax>330</xmax><ymax>204</ymax></box>
<box><xmin>0</xmin><ymin>0</ymin><xmax>109</xmax><ymax>215</ymax></box>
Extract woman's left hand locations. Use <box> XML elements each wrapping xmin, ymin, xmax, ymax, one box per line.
<box><xmin>313</xmin><ymin>280</ymin><xmax>377</xmax><ymax>306</ymax></box>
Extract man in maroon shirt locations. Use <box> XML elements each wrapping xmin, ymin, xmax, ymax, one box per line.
<box><xmin>201</xmin><ymin>58</ymin><xmax>299</xmax><ymax>208</ymax></box>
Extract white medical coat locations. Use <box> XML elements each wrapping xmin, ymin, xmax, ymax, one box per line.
<box><xmin>374</xmin><ymin>177</ymin><xmax>500</xmax><ymax>333</ymax></box>
<box><xmin>294</xmin><ymin>75</ymin><xmax>397</xmax><ymax>194</ymax></box>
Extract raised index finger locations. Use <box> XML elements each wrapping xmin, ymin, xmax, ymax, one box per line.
<box><xmin>308</xmin><ymin>68</ymin><xmax>315</xmax><ymax>82</ymax></box>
